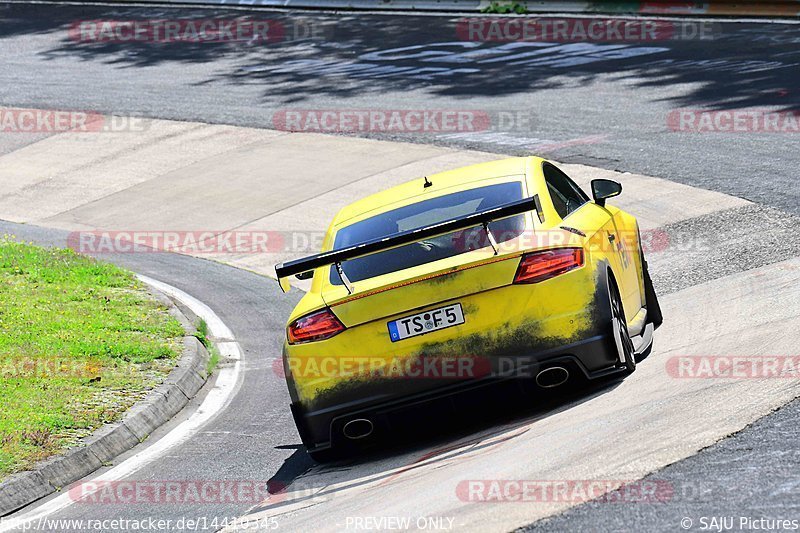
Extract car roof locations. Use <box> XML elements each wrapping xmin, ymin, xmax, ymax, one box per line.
<box><xmin>332</xmin><ymin>156</ymin><xmax>544</xmax><ymax>228</ymax></box>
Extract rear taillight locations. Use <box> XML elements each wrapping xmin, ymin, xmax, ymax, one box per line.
<box><xmin>288</xmin><ymin>308</ymin><xmax>346</xmax><ymax>344</ymax></box>
<box><xmin>514</xmin><ymin>248</ymin><xmax>584</xmax><ymax>284</ymax></box>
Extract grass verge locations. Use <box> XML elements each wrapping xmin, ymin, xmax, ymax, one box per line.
<box><xmin>194</xmin><ymin>319</ymin><xmax>220</xmax><ymax>376</ymax></box>
<box><xmin>0</xmin><ymin>237</ymin><xmax>184</xmax><ymax>480</ymax></box>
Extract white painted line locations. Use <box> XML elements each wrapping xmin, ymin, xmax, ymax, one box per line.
<box><xmin>140</xmin><ymin>275</ymin><xmax>235</xmax><ymax>341</ymax></box>
<box><xmin>217</xmin><ymin>341</ymin><xmax>242</xmax><ymax>361</ymax></box>
<box><xmin>0</xmin><ymin>277</ymin><xmax>243</xmax><ymax>531</ymax></box>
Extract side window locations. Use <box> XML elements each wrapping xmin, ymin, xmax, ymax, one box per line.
<box><xmin>543</xmin><ymin>163</ymin><xmax>589</xmax><ymax>219</ymax></box>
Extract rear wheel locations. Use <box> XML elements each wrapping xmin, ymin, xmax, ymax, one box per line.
<box><xmin>609</xmin><ymin>279</ymin><xmax>636</xmax><ymax>375</ymax></box>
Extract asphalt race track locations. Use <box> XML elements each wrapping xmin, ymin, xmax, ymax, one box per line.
<box><xmin>1</xmin><ymin>4</ymin><xmax>799</xmax><ymax>213</ymax></box>
<box><xmin>0</xmin><ymin>4</ymin><xmax>799</xmax><ymax>532</ymax></box>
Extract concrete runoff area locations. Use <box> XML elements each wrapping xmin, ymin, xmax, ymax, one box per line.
<box><xmin>0</xmin><ymin>116</ymin><xmax>798</xmax><ymax>531</ymax></box>
<box><xmin>0</xmin><ymin>117</ymin><xmax>749</xmax><ymax>294</ymax></box>
<box><xmin>225</xmin><ymin>257</ymin><xmax>800</xmax><ymax>532</ymax></box>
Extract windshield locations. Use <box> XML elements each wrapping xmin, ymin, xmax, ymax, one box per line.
<box><xmin>329</xmin><ymin>181</ymin><xmax>526</xmax><ymax>285</ymax></box>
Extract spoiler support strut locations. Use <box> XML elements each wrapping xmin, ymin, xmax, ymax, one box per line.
<box><xmin>483</xmin><ymin>222</ymin><xmax>499</xmax><ymax>255</ymax></box>
<box><xmin>334</xmin><ymin>261</ymin><xmax>353</xmax><ymax>294</ymax></box>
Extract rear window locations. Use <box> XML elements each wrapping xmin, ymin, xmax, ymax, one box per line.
<box><xmin>329</xmin><ymin>181</ymin><xmax>526</xmax><ymax>285</ymax></box>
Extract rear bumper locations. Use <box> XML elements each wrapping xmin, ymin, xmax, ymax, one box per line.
<box><xmin>290</xmin><ymin>334</ymin><xmax>620</xmax><ymax>453</ymax></box>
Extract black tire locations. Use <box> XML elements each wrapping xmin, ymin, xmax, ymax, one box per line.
<box><xmin>642</xmin><ymin>257</ymin><xmax>663</xmax><ymax>330</ymax></box>
<box><xmin>638</xmin><ymin>232</ymin><xmax>663</xmax><ymax>330</ymax></box>
<box><xmin>609</xmin><ymin>278</ymin><xmax>636</xmax><ymax>375</ymax></box>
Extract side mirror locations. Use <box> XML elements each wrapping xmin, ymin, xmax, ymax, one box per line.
<box><xmin>591</xmin><ymin>179</ymin><xmax>622</xmax><ymax>207</ymax></box>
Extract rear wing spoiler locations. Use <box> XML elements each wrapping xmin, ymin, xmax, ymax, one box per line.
<box><xmin>274</xmin><ymin>195</ymin><xmax>541</xmax><ymax>293</ymax></box>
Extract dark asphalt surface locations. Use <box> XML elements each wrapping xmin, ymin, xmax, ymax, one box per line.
<box><xmin>2</xmin><ymin>206</ymin><xmax>799</xmax><ymax>531</ymax></box>
<box><xmin>1</xmin><ymin>4</ymin><xmax>799</xmax><ymax>532</ymax></box>
<box><xmin>2</xmin><ymin>211</ymin><xmax>798</xmax><ymax>531</ymax></box>
<box><xmin>0</xmin><ymin>4</ymin><xmax>798</xmax><ymax>213</ymax></box>
<box><xmin>522</xmin><ymin>397</ymin><xmax>800</xmax><ymax>533</ymax></box>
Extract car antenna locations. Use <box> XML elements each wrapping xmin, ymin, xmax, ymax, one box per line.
<box><xmin>423</xmin><ymin>176</ymin><xmax>433</xmax><ymax>188</ymax></box>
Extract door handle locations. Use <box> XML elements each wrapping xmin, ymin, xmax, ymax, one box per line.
<box><xmin>608</xmin><ymin>234</ymin><xmax>616</xmax><ymax>243</ymax></box>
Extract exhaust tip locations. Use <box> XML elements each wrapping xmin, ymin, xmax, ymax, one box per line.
<box><xmin>536</xmin><ymin>366</ymin><xmax>570</xmax><ymax>388</ymax></box>
<box><xmin>343</xmin><ymin>418</ymin><xmax>374</xmax><ymax>440</ymax></box>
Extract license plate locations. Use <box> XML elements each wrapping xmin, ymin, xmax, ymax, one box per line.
<box><xmin>387</xmin><ymin>303</ymin><xmax>465</xmax><ymax>342</ymax></box>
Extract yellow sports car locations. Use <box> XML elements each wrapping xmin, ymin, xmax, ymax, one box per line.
<box><xmin>276</xmin><ymin>156</ymin><xmax>662</xmax><ymax>461</ymax></box>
